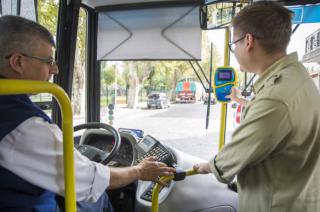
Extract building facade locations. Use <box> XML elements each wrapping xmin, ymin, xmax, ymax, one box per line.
<box><xmin>302</xmin><ymin>28</ymin><xmax>320</xmax><ymax>90</ymax></box>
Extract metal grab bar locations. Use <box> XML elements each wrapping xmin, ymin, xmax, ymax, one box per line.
<box><xmin>151</xmin><ymin>169</ymin><xmax>198</xmax><ymax>212</ymax></box>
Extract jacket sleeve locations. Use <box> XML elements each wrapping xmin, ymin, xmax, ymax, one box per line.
<box><xmin>209</xmin><ymin>99</ymin><xmax>292</xmax><ymax>183</ymax></box>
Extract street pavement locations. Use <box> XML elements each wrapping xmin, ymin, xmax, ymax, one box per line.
<box><xmin>101</xmin><ymin>102</ymin><xmax>237</xmax><ymax>160</ymax></box>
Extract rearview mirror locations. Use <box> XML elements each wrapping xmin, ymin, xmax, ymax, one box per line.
<box><xmin>200</xmin><ymin>1</ymin><xmax>248</xmax><ymax>30</ymax></box>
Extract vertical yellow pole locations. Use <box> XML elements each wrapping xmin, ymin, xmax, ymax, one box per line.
<box><xmin>218</xmin><ymin>28</ymin><xmax>231</xmax><ymax>150</ymax></box>
<box><xmin>219</xmin><ymin>103</ymin><xmax>227</xmax><ymax>150</ymax></box>
<box><xmin>224</xmin><ymin>28</ymin><xmax>231</xmax><ymax>67</ymax></box>
<box><xmin>151</xmin><ymin>169</ymin><xmax>198</xmax><ymax>212</ymax></box>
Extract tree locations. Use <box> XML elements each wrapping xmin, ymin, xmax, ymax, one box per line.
<box><xmin>72</xmin><ymin>9</ymin><xmax>86</xmax><ymax>115</ymax></box>
<box><xmin>157</xmin><ymin>61</ymin><xmax>192</xmax><ymax>102</ymax></box>
<box><xmin>38</xmin><ymin>1</ymin><xmax>87</xmax><ymax>115</ymax></box>
<box><xmin>201</xmin><ymin>31</ymin><xmax>222</xmax><ymax>80</ymax></box>
<box><xmin>100</xmin><ymin>63</ymin><xmax>116</xmax><ymax>106</ymax></box>
<box><xmin>38</xmin><ymin>0</ymin><xmax>58</xmax><ymax>34</ymax></box>
<box><xmin>102</xmin><ymin>65</ymin><xmax>116</xmax><ymax>86</ymax></box>
<box><xmin>125</xmin><ymin>61</ymin><xmax>154</xmax><ymax>108</ymax></box>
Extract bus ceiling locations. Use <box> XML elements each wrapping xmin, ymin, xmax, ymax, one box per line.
<box><xmin>81</xmin><ymin>0</ymin><xmax>203</xmax><ymax>9</ymax></box>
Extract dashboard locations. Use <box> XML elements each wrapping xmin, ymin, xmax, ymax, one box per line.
<box><xmin>76</xmin><ymin>127</ymin><xmax>238</xmax><ymax>212</ymax></box>
<box><xmin>82</xmin><ymin>132</ymin><xmax>137</xmax><ymax>167</ymax></box>
<box><xmin>79</xmin><ymin>129</ymin><xmax>177</xmax><ymax>168</ymax></box>
<box><xmin>111</xmin><ymin>135</ymin><xmax>136</xmax><ymax>166</ymax></box>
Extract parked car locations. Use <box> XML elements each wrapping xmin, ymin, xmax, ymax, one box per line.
<box><xmin>147</xmin><ymin>92</ymin><xmax>170</xmax><ymax>109</ymax></box>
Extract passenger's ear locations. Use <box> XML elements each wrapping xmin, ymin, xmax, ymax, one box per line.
<box><xmin>245</xmin><ymin>33</ymin><xmax>255</xmax><ymax>51</ymax></box>
<box><xmin>8</xmin><ymin>53</ymin><xmax>24</xmax><ymax>75</ymax></box>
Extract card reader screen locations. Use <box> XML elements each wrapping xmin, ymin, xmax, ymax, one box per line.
<box><xmin>139</xmin><ymin>136</ymin><xmax>157</xmax><ymax>152</ymax></box>
<box><xmin>218</xmin><ymin>70</ymin><xmax>232</xmax><ymax>81</ymax></box>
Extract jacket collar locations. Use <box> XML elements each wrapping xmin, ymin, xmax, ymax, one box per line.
<box><xmin>253</xmin><ymin>52</ymin><xmax>299</xmax><ymax>94</ymax></box>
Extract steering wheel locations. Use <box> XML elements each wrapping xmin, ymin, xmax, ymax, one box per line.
<box><xmin>74</xmin><ymin>122</ymin><xmax>121</xmax><ymax>165</ymax></box>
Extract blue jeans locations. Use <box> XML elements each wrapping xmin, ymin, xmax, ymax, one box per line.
<box><xmin>77</xmin><ymin>192</ymin><xmax>114</xmax><ymax>212</ymax></box>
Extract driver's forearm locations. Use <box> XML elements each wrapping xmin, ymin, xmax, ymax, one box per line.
<box><xmin>108</xmin><ymin>166</ymin><xmax>141</xmax><ymax>190</ymax></box>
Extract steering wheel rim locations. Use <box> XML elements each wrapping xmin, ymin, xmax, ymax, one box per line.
<box><xmin>74</xmin><ymin>122</ymin><xmax>121</xmax><ymax>164</ymax></box>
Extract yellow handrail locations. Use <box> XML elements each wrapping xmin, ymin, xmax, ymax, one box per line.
<box><xmin>151</xmin><ymin>169</ymin><xmax>198</xmax><ymax>212</ymax></box>
<box><xmin>0</xmin><ymin>79</ymin><xmax>76</xmax><ymax>212</ymax></box>
<box><xmin>218</xmin><ymin>27</ymin><xmax>231</xmax><ymax>150</ymax></box>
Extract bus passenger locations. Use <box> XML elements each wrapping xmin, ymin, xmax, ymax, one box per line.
<box><xmin>194</xmin><ymin>1</ymin><xmax>320</xmax><ymax>212</ymax></box>
<box><xmin>0</xmin><ymin>15</ymin><xmax>175</xmax><ymax>212</ymax></box>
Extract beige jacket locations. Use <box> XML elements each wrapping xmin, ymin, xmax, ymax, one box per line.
<box><xmin>209</xmin><ymin>52</ymin><xmax>320</xmax><ymax>212</ymax></box>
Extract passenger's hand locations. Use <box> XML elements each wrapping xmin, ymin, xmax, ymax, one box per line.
<box><xmin>137</xmin><ymin>157</ymin><xmax>175</xmax><ymax>183</ymax></box>
<box><xmin>193</xmin><ymin>163</ymin><xmax>211</xmax><ymax>174</ymax></box>
<box><xmin>226</xmin><ymin>87</ymin><xmax>248</xmax><ymax>107</ymax></box>
<box><xmin>225</xmin><ymin>87</ymin><xmax>238</xmax><ymax>101</ymax></box>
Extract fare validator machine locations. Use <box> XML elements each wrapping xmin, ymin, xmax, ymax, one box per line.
<box><xmin>213</xmin><ymin>66</ymin><xmax>237</xmax><ymax>150</ymax></box>
<box><xmin>214</xmin><ymin>66</ymin><xmax>237</xmax><ymax>103</ymax></box>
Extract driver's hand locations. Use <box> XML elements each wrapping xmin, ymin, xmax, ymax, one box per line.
<box><xmin>137</xmin><ymin>156</ymin><xmax>175</xmax><ymax>183</ymax></box>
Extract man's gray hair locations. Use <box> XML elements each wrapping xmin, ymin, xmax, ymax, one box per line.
<box><xmin>0</xmin><ymin>15</ymin><xmax>55</xmax><ymax>68</ymax></box>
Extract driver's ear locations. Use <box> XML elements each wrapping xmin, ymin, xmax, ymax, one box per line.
<box><xmin>8</xmin><ymin>53</ymin><xmax>25</xmax><ymax>76</ymax></box>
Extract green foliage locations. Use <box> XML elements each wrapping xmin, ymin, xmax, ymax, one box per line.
<box><xmin>141</xmin><ymin>60</ymin><xmax>200</xmax><ymax>94</ymax></box>
<box><xmin>102</xmin><ymin>65</ymin><xmax>116</xmax><ymax>85</ymax></box>
<box><xmin>122</xmin><ymin>63</ymin><xmax>130</xmax><ymax>86</ymax></box>
<box><xmin>38</xmin><ymin>1</ymin><xmax>86</xmax><ymax>59</ymax></box>
<box><xmin>101</xmin><ymin>62</ymin><xmax>127</xmax><ymax>88</ymax></box>
<box><xmin>148</xmin><ymin>66</ymin><xmax>166</xmax><ymax>88</ymax></box>
<box><xmin>38</xmin><ymin>0</ymin><xmax>58</xmax><ymax>37</ymax></box>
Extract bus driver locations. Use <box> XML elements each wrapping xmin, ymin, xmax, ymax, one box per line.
<box><xmin>0</xmin><ymin>15</ymin><xmax>175</xmax><ymax>212</ymax></box>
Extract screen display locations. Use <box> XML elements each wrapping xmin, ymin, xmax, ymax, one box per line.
<box><xmin>133</xmin><ymin>130</ymin><xmax>143</xmax><ymax>138</ymax></box>
<box><xmin>218</xmin><ymin>70</ymin><xmax>232</xmax><ymax>81</ymax></box>
<box><xmin>139</xmin><ymin>136</ymin><xmax>157</xmax><ymax>152</ymax></box>
<box><xmin>118</xmin><ymin>128</ymin><xmax>144</xmax><ymax>139</ymax></box>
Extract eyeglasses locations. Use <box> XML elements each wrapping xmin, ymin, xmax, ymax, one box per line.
<box><xmin>228</xmin><ymin>35</ymin><xmax>246</xmax><ymax>53</ymax></box>
<box><xmin>5</xmin><ymin>53</ymin><xmax>56</xmax><ymax>66</ymax></box>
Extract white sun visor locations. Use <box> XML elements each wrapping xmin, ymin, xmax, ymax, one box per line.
<box><xmin>97</xmin><ymin>6</ymin><xmax>201</xmax><ymax>61</ymax></box>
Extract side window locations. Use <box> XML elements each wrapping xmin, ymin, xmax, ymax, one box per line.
<box><xmin>0</xmin><ymin>0</ymin><xmax>36</xmax><ymax>20</ymax></box>
<box><xmin>29</xmin><ymin>0</ymin><xmax>59</xmax><ymax>116</ymax></box>
<box><xmin>72</xmin><ymin>7</ymin><xmax>87</xmax><ymax>126</ymax></box>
